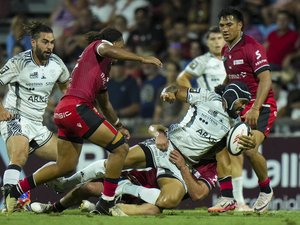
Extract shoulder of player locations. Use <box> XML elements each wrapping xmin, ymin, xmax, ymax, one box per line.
<box><xmin>49</xmin><ymin>53</ymin><xmax>67</xmax><ymax>66</ymax></box>
<box><xmin>243</xmin><ymin>34</ymin><xmax>263</xmax><ymax>48</ymax></box>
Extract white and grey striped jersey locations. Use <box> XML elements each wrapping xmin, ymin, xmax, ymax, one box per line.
<box><xmin>0</xmin><ymin>50</ymin><xmax>70</xmax><ymax>122</ymax></box>
<box><xmin>168</xmin><ymin>88</ymin><xmax>239</xmax><ymax>165</ymax></box>
<box><xmin>184</xmin><ymin>52</ymin><xmax>226</xmax><ymax>90</ymax></box>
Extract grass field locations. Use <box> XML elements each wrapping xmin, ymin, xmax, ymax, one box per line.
<box><xmin>0</xmin><ymin>209</ymin><xmax>299</xmax><ymax>225</ymax></box>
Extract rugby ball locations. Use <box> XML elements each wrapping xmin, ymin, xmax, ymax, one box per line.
<box><xmin>226</xmin><ymin>122</ymin><xmax>251</xmax><ymax>156</ymax></box>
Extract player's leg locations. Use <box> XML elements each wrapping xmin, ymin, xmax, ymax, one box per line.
<box><xmin>243</xmin><ymin>129</ymin><xmax>273</xmax><ymax>212</ymax></box>
<box><xmin>31</xmin><ymin>181</ymin><xmax>102</xmax><ymax>214</ymax></box>
<box><xmin>46</xmin><ymin>159</ymin><xmax>106</xmax><ymax>193</ymax></box>
<box><xmin>88</xmin><ymin>120</ymin><xmax>129</xmax><ymax>215</ymax></box>
<box><xmin>5</xmin><ymin>138</ymin><xmax>82</xmax><ymax>213</ymax></box>
<box><xmin>208</xmin><ymin>148</ymin><xmax>237</xmax><ymax>212</ymax></box>
<box><xmin>229</xmin><ymin>154</ymin><xmax>251</xmax><ymax>211</ymax></box>
<box><xmin>33</xmin><ymin>134</ymin><xmax>58</xmax><ymax>161</ymax></box>
<box><xmin>155</xmin><ymin>177</ymin><xmax>186</xmax><ymax>209</ymax></box>
<box><xmin>114</xmin><ymin>203</ymin><xmax>161</xmax><ymax>215</ymax></box>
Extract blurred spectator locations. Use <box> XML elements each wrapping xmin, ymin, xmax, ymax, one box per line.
<box><xmin>50</xmin><ymin>0</ymin><xmax>89</xmax><ymax>56</ymax></box>
<box><xmin>12</xmin><ymin>42</ymin><xmax>25</xmax><ymax>56</ymax></box>
<box><xmin>89</xmin><ymin>0</ymin><xmax>115</xmax><ymax>25</ymax></box>
<box><xmin>243</xmin><ymin>9</ymin><xmax>264</xmax><ymax>44</ymax></box>
<box><xmin>265</xmin><ymin>10</ymin><xmax>300</xmax><ymax>71</ymax></box>
<box><xmin>114</xmin><ymin>0</ymin><xmax>149</xmax><ymax>29</ymax></box>
<box><xmin>50</xmin><ymin>0</ymin><xmax>89</xmax><ymax>38</ymax></box>
<box><xmin>140</xmin><ymin>57</ymin><xmax>166</xmax><ymax>119</ymax></box>
<box><xmin>126</xmin><ymin>6</ymin><xmax>166</xmax><ymax>56</ymax></box>
<box><xmin>153</xmin><ymin>61</ymin><xmax>183</xmax><ymax>125</ymax></box>
<box><xmin>112</xmin><ymin>15</ymin><xmax>130</xmax><ymax>43</ymax></box>
<box><xmin>163</xmin><ymin>42</ymin><xmax>187</xmax><ymax>70</ymax></box>
<box><xmin>258</xmin><ymin>7</ymin><xmax>277</xmax><ymax>40</ymax></box>
<box><xmin>63</xmin><ymin>9</ymin><xmax>98</xmax><ymax>66</ymax></box>
<box><xmin>271</xmin><ymin>77</ymin><xmax>288</xmax><ymax>118</ymax></box>
<box><xmin>6</xmin><ymin>14</ymin><xmax>31</xmax><ymax>59</ymax></box>
<box><xmin>108</xmin><ymin>61</ymin><xmax>140</xmax><ymax>118</ymax></box>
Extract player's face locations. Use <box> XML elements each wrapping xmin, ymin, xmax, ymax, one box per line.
<box><xmin>219</xmin><ymin>15</ymin><xmax>243</xmax><ymax>44</ymax></box>
<box><xmin>233</xmin><ymin>99</ymin><xmax>249</xmax><ymax>116</ymax></box>
<box><xmin>207</xmin><ymin>32</ymin><xmax>225</xmax><ymax>56</ymax></box>
<box><xmin>32</xmin><ymin>32</ymin><xmax>55</xmax><ymax>62</ymax></box>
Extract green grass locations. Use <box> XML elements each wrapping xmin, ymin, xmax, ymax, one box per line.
<box><xmin>0</xmin><ymin>209</ymin><xmax>299</xmax><ymax>225</ymax></box>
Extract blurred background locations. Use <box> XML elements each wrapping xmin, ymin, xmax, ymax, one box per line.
<box><xmin>1</xmin><ymin>0</ymin><xmax>300</xmax><ymax>210</ymax></box>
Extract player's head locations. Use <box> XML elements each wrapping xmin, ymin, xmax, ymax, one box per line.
<box><xmin>218</xmin><ymin>8</ymin><xmax>244</xmax><ymax>44</ymax></box>
<box><xmin>87</xmin><ymin>27</ymin><xmax>124</xmax><ymax>47</ymax></box>
<box><xmin>204</xmin><ymin>26</ymin><xmax>225</xmax><ymax>57</ymax></box>
<box><xmin>217</xmin><ymin>81</ymin><xmax>251</xmax><ymax>118</ymax></box>
<box><xmin>25</xmin><ymin>21</ymin><xmax>54</xmax><ymax>63</ymax></box>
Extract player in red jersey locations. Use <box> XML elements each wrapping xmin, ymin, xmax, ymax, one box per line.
<box><xmin>4</xmin><ymin>27</ymin><xmax>162</xmax><ymax>215</ymax></box>
<box><xmin>209</xmin><ymin>8</ymin><xmax>277</xmax><ymax>213</ymax></box>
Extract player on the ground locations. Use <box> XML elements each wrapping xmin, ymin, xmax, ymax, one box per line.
<box><xmin>177</xmin><ymin>26</ymin><xmax>249</xmax><ymax>211</ymax></box>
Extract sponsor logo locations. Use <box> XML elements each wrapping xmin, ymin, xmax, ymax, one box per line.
<box><xmin>30</xmin><ymin>72</ymin><xmax>38</xmax><ymax>79</ymax></box>
<box><xmin>28</xmin><ymin>95</ymin><xmax>48</xmax><ymax>103</ymax></box>
<box><xmin>233</xmin><ymin>59</ymin><xmax>244</xmax><ymax>65</ymax></box>
<box><xmin>228</xmin><ymin>72</ymin><xmax>247</xmax><ymax>79</ymax></box>
<box><xmin>255</xmin><ymin>59</ymin><xmax>267</xmax><ymax>66</ymax></box>
<box><xmin>0</xmin><ymin>65</ymin><xmax>9</xmax><ymax>74</ymax></box>
<box><xmin>26</xmin><ymin>82</ymin><xmax>43</xmax><ymax>87</ymax></box>
<box><xmin>46</xmin><ymin>82</ymin><xmax>55</xmax><ymax>86</ymax></box>
<box><xmin>54</xmin><ymin>111</ymin><xmax>71</xmax><ymax>119</ymax></box>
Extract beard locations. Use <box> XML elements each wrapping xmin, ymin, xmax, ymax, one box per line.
<box><xmin>35</xmin><ymin>48</ymin><xmax>51</xmax><ymax>61</ymax></box>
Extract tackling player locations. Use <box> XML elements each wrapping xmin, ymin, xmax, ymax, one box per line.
<box><xmin>3</xmin><ymin>27</ymin><xmax>162</xmax><ymax>215</ymax></box>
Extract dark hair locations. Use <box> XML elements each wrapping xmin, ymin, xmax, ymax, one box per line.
<box><xmin>205</xmin><ymin>26</ymin><xmax>221</xmax><ymax>39</ymax></box>
<box><xmin>24</xmin><ymin>21</ymin><xmax>53</xmax><ymax>39</ymax></box>
<box><xmin>218</xmin><ymin>7</ymin><xmax>244</xmax><ymax>24</ymax></box>
<box><xmin>215</xmin><ymin>84</ymin><xmax>226</xmax><ymax>96</ymax></box>
<box><xmin>86</xmin><ymin>27</ymin><xmax>123</xmax><ymax>44</ymax></box>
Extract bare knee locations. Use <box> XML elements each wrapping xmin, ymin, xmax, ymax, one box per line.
<box><xmin>156</xmin><ymin>195</ymin><xmax>181</xmax><ymax>209</ymax></box>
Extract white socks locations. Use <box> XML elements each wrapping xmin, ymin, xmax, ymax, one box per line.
<box><xmin>122</xmin><ymin>183</ymin><xmax>161</xmax><ymax>205</ymax></box>
<box><xmin>232</xmin><ymin>176</ymin><xmax>245</xmax><ymax>205</ymax></box>
<box><xmin>64</xmin><ymin>160</ymin><xmax>106</xmax><ymax>188</ymax></box>
<box><xmin>3</xmin><ymin>169</ymin><xmax>20</xmax><ymax>185</ymax></box>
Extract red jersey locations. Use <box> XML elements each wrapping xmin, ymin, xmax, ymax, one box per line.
<box><xmin>222</xmin><ymin>34</ymin><xmax>275</xmax><ymax>106</ymax></box>
<box><xmin>267</xmin><ymin>29</ymin><xmax>299</xmax><ymax>66</ymax></box>
<box><xmin>65</xmin><ymin>40</ymin><xmax>112</xmax><ymax>103</ymax></box>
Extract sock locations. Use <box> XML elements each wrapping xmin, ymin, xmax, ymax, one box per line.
<box><xmin>52</xmin><ymin>201</ymin><xmax>66</xmax><ymax>213</ymax></box>
<box><xmin>63</xmin><ymin>160</ymin><xmax>106</xmax><ymax>189</ymax></box>
<box><xmin>102</xmin><ymin>178</ymin><xmax>119</xmax><ymax>199</ymax></box>
<box><xmin>258</xmin><ymin>177</ymin><xmax>272</xmax><ymax>194</ymax></box>
<box><xmin>232</xmin><ymin>176</ymin><xmax>245</xmax><ymax>205</ymax></box>
<box><xmin>218</xmin><ymin>176</ymin><xmax>233</xmax><ymax>198</ymax></box>
<box><xmin>10</xmin><ymin>175</ymin><xmax>36</xmax><ymax>198</ymax></box>
<box><xmin>123</xmin><ymin>183</ymin><xmax>161</xmax><ymax>205</ymax></box>
<box><xmin>3</xmin><ymin>164</ymin><xmax>22</xmax><ymax>185</ymax></box>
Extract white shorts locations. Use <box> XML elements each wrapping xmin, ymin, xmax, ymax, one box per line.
<box><xmin>139</xmin><ymin>139</ymin><xmax>187</xmax><ymax>192</ymax></box>
<box><xmin>0</xmin><ymin>114</ymin><xmax>52</xmax><ymax>154</ymax></box>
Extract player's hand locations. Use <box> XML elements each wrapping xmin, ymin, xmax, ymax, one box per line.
<box><xmin>155</xmin><ymin>132</ymin><xmax>169</xmax><ymax>151</ymax></box>
<box><xmin>141</xmin><ymin>56</ymin><xmax>163</xmax><ymax>67</ymax></box>
<box><xmin>238</xmin><ymin>131</ymin><xmax>256</xmax><ymax>150</ymax></box>
<box><xmin>119</xmin><ymin>127</ymin><xmax>131</xmax><ymax>140</ymax></box>
<box><xmin>241</xmin><ymin>108</ymin><xmax>259</xmax><ymax>129</ymax></box>
<box><xmin>160</xmin><ymin>92</ymin><xmax>176</xmax><ymax>103</ymax></box>
<box><xmin>169</xmin><ymin>149</ymin><xmax>186</xmax><ymax>170</ymax></box>
<box><xmin>0</xmin><ymin>109</ymin><xmax>13</xmax><ymax>121</ymax></box>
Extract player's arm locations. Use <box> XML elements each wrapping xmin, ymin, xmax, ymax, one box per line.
<box><xmin>96</xmin><ymin>90</ymin><xmax>130</xmax><ymax>139</ymax></box>
<box><xmin>169</xmin><ymin>150</ymin><xmax>210</xmax><ymax>201</ymax></box>
<box><xmin>148</xmin><ymin>124</ymin><xmax>169</xmax><ymax>151</ymax></box>
<box><xmin>160</xmin><ymin>84</ymin><xmax>188</xmax><ymax>103</ymax></box>
<box><xmin>176</xmin><ymin>71</ymin><xmax>193</xmax><ymax>88</ymax></box>
<box><xmin>97</xmin><ymin>43</ymin><xmax>162</xmax><ymax>67</ymax></box>
<box><xmin>252</xmin><ymin>70</ymin><xmax>272</xmax><ymax>111</ymax></box>
<box><xmin>57</xmin><ymin>81</ymin><xmax>70</xmax><ymax>94</ymax></box>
